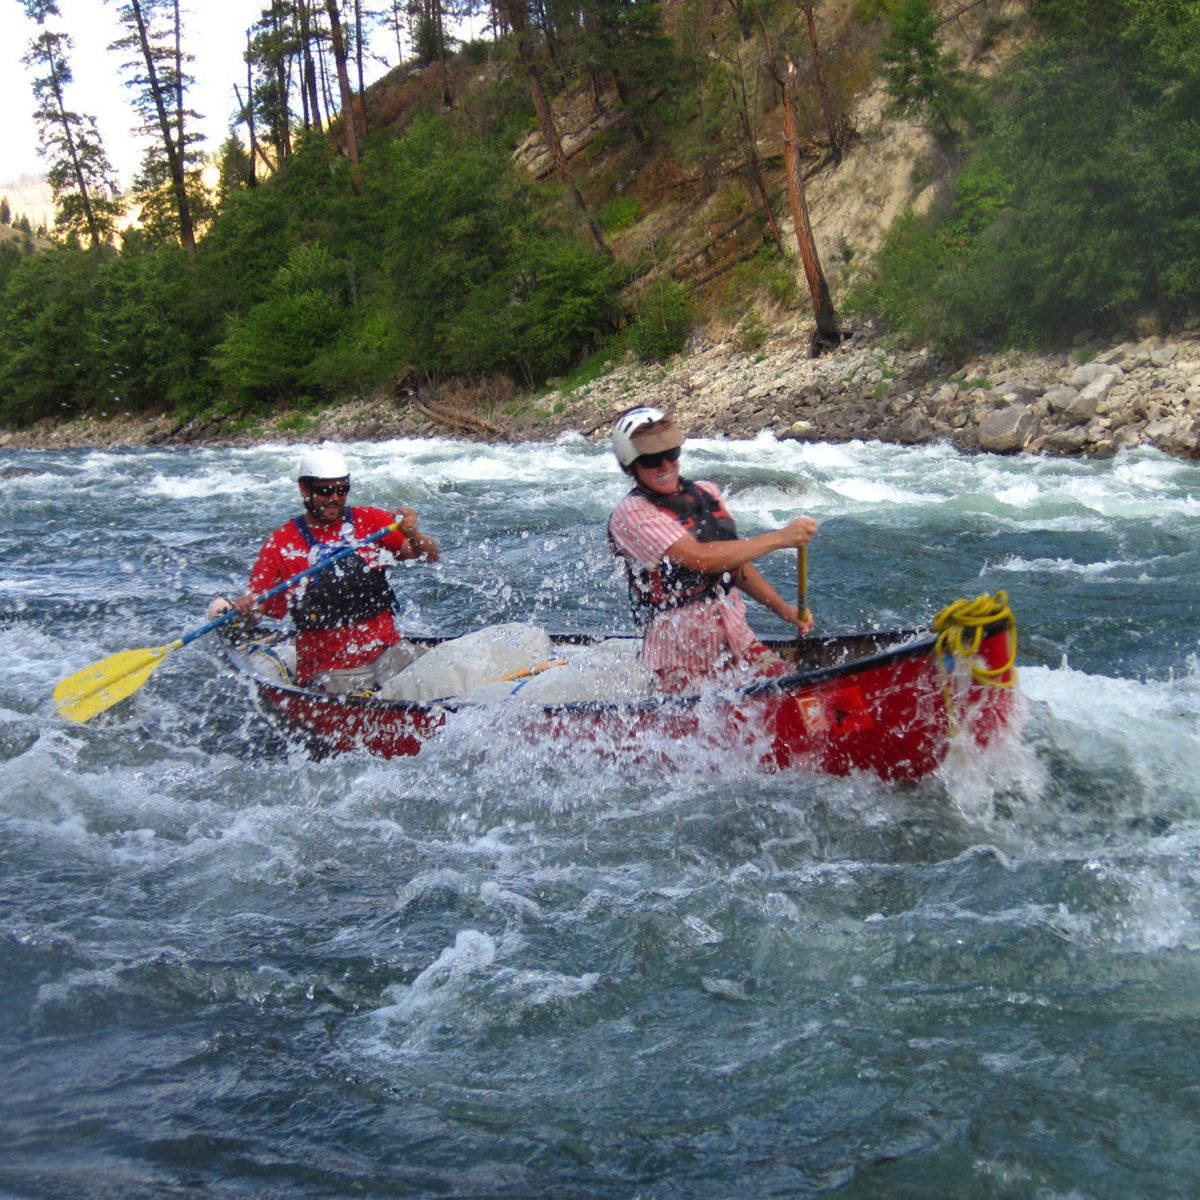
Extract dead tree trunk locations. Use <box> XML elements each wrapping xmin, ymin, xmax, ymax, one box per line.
<box><xmin>498</xmin><ymin>0</ymin><xmax>610</xmax><ymax>257</ymax></box>
<box><xmin>782</xmin><ymin>56</ymin><xmax>840</xmax><ymax>354</ymax></box>
<box><xmin>799</xmin><ymin>0</ymin><xmax>847</xmax><ymax>164</ymax></box>
<box><xmin>324</xmin><ymin>0</ymin><xmax>362</xmax><ymax>193</ymax></box>
<box><xmin>730</xmin><ymin>37</ymin><xmax>783</xmax><ymax>251</ymax></box>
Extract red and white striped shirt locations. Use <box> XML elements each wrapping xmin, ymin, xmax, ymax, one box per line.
<box><xmin>609</xmin><ymin>481</ymin><xmax>764</xmax><ymax>688</ymax></box>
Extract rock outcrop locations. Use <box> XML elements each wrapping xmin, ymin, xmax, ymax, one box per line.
<box><xmin>3</xmin><ymin>326</ymin><xmax>1198</xmax><ymax>459</ymax></box>
<box><xmin>550</xmin><ymin>324</ymin><xmax>1200</xmax><ymax>459</ymax></box>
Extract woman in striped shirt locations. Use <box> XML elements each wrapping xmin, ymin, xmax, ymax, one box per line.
<box><xmin>607</xmin><ymin>407</ymin><xmax>818</xmax><ymax>694</ymax></box>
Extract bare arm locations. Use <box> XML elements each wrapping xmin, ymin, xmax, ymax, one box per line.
<box><xmin>662</xmin><ymin>516</ymin><xmax>817</xmax><ymax>574</ymax></box>
<box><xmin>403</xmin><ymin>532</ymin><xmax>440</xmax><ymax>562</ymax></box>
<box><xmin>736</xmin><ymin>562</ymin><xmax>814</xmax><ymax>634</ymax></box>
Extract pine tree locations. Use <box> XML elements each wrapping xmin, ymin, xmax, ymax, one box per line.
<box><xmin>324</xmin><ymin>0</ymin><xmax>363</xmax><ymax>191</ymax></box>
<box><xmin>495</xmin><ymin>0</ymin><xmax>610</xmax><ymax>256</ymax></box>
<box><xmin>245</xmin><ymin>0</ymin><xmax>298</xmax><ymax>168</ymax></box>
<box><xmin>109</xmin><ymin>0</ymin><xmax>201</xmax><ymax>250</ymax></box>
<box><xmin>879</xmin><ymin>0</ymin><xmax>972</xmax><ymax>139</ymax></box>
<box><xmin>20</xmin><ymin>0</ymin><xmax>121</xmax><ymax>247</ymax></box>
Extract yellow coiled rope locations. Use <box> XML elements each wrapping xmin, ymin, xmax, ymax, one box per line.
<box><xmin>932</xmin><ymin>590</ymin><xmax>1018</xmax><ymax>689</ymax></box>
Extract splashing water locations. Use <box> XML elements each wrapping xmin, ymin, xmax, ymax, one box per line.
<box><xmin>3</xmin><ymin>436</ymin><xmax>1200</xmax><ymax>1196</ymax></box>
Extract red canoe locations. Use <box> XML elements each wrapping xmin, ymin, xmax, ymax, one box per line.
<box><xmin>220</xmin><ymin>594</ymin><xmax>1018</xmax><ymax>781</ymax></box>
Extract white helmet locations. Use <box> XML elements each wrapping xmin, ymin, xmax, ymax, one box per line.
<box><xmin>611</xmin><ymin>406</ymin><xmax>683</xmax><ymax>468</ymax></box>
<box><xmin>297</xmin><ymin>447</ymin><xmax>349</xmax><ymax>481</ymax></box>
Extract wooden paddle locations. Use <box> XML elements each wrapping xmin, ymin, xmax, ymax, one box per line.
<box><xmin>798</xmin><ymin>545</ymin><xmax>812</xmax><ymax>630</ymax></box>
<box><xmin>53</xmin><ymin>519</ymin><xmax>404</xmax><ymax>723</ymax></box>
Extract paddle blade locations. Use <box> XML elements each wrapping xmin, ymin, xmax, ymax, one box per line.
<box><xmin>53</xmin><ymin>644</ymin><xmax>174</xmax><ymax>722</ymax></box>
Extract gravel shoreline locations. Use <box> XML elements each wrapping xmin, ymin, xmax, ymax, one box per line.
<box><xmin>3</xmin><ymin>327</ymin><xmax>1199</xmax><ymax>459</ymax></box>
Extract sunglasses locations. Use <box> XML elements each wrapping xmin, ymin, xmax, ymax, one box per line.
<box><xmin>635</xmin><ymin>447</ymin><xmax>681</xmax><ymax>470</ymax></box>
<box><xmin>308</xmin><ymin>482</ymin><xmax>350</xmax><ymax>497</ymax></box>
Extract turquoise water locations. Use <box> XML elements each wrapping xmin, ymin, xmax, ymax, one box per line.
<box><xmin>3</xmin><ymin>434</ymin><xmax>1200</xmax><ymax>1197</ymax></box>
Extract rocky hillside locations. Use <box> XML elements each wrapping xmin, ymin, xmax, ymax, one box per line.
<box><xmin>7</xmin><ymin>1</ymin><xmax>1198</xmax><ymax>460</ymax></box>
<box><xmin>7</xmin><ymin>322</ymin><xmax>1199</xmax><ymax>461</ymax></box>
<box><xmin>0</xmin><ymin>174</ymin><xmax>54</xmax><ymax>241</ymax></box>
<box><xmin>368</xmin><ymin>0</ymin><xmax>1029</xmax><ymax>327</ymax></box>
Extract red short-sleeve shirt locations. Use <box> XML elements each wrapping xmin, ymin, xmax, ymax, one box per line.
<box><xmin>249</xmin><ymin>506</ymin><xmax>409</xmax><ymax>685</ymax></box>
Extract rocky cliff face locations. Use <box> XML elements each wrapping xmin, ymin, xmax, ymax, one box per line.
<box><xmin>0</xmin><ymin>174</ymin><xmax>54</xmax><ymax>239</ymax></box>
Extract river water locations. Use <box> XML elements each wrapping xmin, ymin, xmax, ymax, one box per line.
<box><xmin>3</xmin><ymin>433</ymin><xmax>1200</xmax><ymax>1198</ymax></box>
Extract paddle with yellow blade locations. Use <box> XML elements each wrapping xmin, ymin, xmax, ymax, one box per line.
<box><xmin>53</xmin><ymin>519</ymin><xmax>404</xmax><ymax>723</ymax></box>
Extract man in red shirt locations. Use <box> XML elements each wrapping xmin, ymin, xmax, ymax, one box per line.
<box><xmin>607</xmin><ymin>407</ymin><xmax>816</xmax><ymax>693</ymax></box>
<box><xmin>220</xmin><ymin>447</ymin><xmax>439</xmax><ymax>693</ymax></box>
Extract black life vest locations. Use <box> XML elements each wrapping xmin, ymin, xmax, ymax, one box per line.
<box><xmin>609</xmin><ymin>479</ymin><xmax>739</xmax><ymax>629</ymax></box>
<box><xmin>289</xmin><ymin>510</ymin><xmax>399</xmax><ymax>632</ymax></box>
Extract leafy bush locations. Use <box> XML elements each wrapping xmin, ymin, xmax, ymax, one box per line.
<box><xmin>627</xmin><ymin>277</ymin><xmax>692</xmax><ymax>360</ymax></box>
<box><xmin>599</xmin><ymin>195</ymin><xmax>643</xmax><ymax>234</ymax></box>
<box><xmin>0</xmin><ymin>245</ymin><xmax>103</xmax><ymax>424</ymax></box>
<box><xmin>717</xmin><ymin>245</ymin><xmax>797</xmax><ymax>321</ymax></box>
<box><xmin>369</xmin><ymin>115</ymin><xmax>616</xmax><ymax>383</ymax></box>
<box><xmin>92</xmin><ymin>242</ymin><xmax>219</xmax><ymax>410</ymax></box>
<box><xmin>459</xmin><ymin>38</ymin><xmax>492</xmax><ymax>66</ymax></box>
<box><xmin>734</xmin><ymin>310</ymin><xmax>768</xmax><ymax>352</ymax></box>
<box><xmin>851</xmin><ymin>0</ymin><xmax>1200</xmax><ymax>349</ymax></box>
<box><xmin>213</xmin><ymin>244</ymin><xmax>352</xmax><ymax>400</ymax></box>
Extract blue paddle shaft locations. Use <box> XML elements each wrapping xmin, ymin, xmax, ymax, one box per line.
<box><xmin>179</xmin><ymin>520</ymin><xmax>402</xmax><ymax>648</ymax></box>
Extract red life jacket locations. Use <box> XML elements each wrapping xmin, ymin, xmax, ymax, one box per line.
<box><xmin>609</xmin><ymin>480</ymin><xmax>739</xmax><ymax>629</ymax></box>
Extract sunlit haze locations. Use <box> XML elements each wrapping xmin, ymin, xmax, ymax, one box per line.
<box><xmin>0</xmin><ymin>0</ymin><xmax>391</xmax><ymax>192</ymax></box>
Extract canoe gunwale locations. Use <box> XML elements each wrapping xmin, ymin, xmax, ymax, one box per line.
<box><xmin>220</xmin><ymin>621</ymin><xmax>993</xmax><ymax>717</ymax></box>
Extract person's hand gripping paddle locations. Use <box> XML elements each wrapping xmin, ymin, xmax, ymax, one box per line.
<box><xmin>797</xmin><ymin>545</ymin><xmax>812</xmax><ymax>637</ymax></box>
<box><xmin>53</xmin><ymin>520</ymin><xmax>403</xmax><ymax>722</ymax></box>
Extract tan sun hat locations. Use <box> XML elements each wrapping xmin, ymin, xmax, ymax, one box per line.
<box><xmin>631</xmin><ymin>418</ymin><xmax>684</xmax><ymax>456</ymax></box>
<box><xmin>612</xmin><ymin>407</ymin><xmax>685</xmax><ymax>466</ymax></box>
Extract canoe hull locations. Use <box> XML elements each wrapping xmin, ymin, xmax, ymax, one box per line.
<box><xmin>225</xmin><ymin>618</ymin><xmax>1017</xmax><ymax>781</ymax></box>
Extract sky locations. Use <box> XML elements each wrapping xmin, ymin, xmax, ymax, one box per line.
<box><xmin>2</xmin><ymin>0</ymin><xmax>324</xmax><ymax>190</ymax></box>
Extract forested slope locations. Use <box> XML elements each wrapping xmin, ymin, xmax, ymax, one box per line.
<box><xmin>1</xmin><ymin>0</ymin><xmax>1197</xmax><ymax>435</ymax></box>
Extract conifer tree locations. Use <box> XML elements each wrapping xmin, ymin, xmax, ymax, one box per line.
<box><xmin>20</xmin><ymin>0</ymin><xmax>121</xmax><ymax>248</ymax></box>
<box><xmin>496</xmin><ymin>0</ymin><xmax>610</xmax><ymax>256</ymax></box>
<box><xmin>109</xmin><ymin>0</ymin><xmax>200</xmax><ymax>251</ymax></box>
<box><xmin>879</xmin><ymin>0</ymin><xmax>971</xmax><ymax>139</ymax></box>
<box><xmin>298</xmin><ymin>0</ymin><xmax>325</xmax><ymax>131</ymax></box>
<box><xmin>246</xmin><ymin>0</ymin><xmax>297</xmax><ymax>166</ymax></box>
<box><xmin>798</xmin><ymin>0</ymin><xmax>849</xmax><ymax>164</ymax></box>
<box><xmin>324</xmin><ymin>0</ymin><xmax>363</xmax><ymax>192</ymax></box>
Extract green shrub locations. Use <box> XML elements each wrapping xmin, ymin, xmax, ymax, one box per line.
<box><xmin>717</xmin><ymin>245</ymin><xmax>796</xmax><ymax>322</ymax></box>
<box><xmin>734</xmin><ymin>310</ymin><xmax>768</xmax><ymax>352</ymax></box>
<box><xmin>92</xmin><ymin>241</ymin><xmax>219</xmax><ymax>410</ymax></box>
<box><xmin>709</xmin><ymin>182</ymin><xmax>748</xmax><ymax>226</ymax></box>
<box><xmin>853</xmin><ymin>2</ymin><xmax>1200</xmax><ymax>350</ymax></box>
<box><xmin>213</xmin><ymin>243</ymin><xmax>350</xmax><ymax>400</ymax></box>
<box><xmin>460</xmin><ymin>38</ymin><xmax>491</xmax><ymax>66</ymax></box>
<box><xmin>0</xmin><ymin>244</ymin><xmax>103</xmax><ymax>424</ymax></box>
<box><xmin>627</xmin><ymin>277</ymin><xmax>691</xmax><ymax>361</ymax></box>
<box><xmin>599</xmin><ymin>195</ymin><xmax>643</xmax><ymax>234</ymax></box>
<box><xmin>371</xmin><ymin>115</ymin><xmax>616</xmax><ymax>383</ymax></box>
